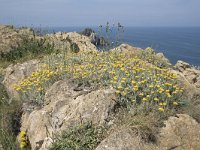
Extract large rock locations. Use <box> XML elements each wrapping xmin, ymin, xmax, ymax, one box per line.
<box><xmin>2</xmin><ymin>60</ymin><xmax>40</xmax><ymax>100</ymax></box>
<box><xmin>175</xmin><ymin>60</ymin><xmax>191</xmax><ymax>72</ymax></box>
<box><xmin>174</xmin><ymin>60</ymin><xmax>200</xmax><ymax>96</ymax></box>
<box><xmin>158</xmin><ymin>114</ymin><xmax>200</xmax><ymax>150</ymax></box>
<box><xmin>0</xmin><ymin>24</ymin><xmax>97</xmax><ymax>56</ymax></box>
<box><xmin>20</xmin><ymin>80</ymin><xmax>116</xmax><ymax>150</ymax></box>
<box><xmin>156</xmin><ymin>52</ymin><xmax>171</xmax><ymax>66</ymax></box>
<box><xmin>175</xmin><ymin>60</ymin><xmax>200</xmax><ymax>86</ymax></box>
<box><xmin>0</xmin><ymin>25</ymin><xmax>34</xmax><ymax>54</ymax></box>
<box><xmin>47</xmin><ymin>32</ymin><xmax>97</xmax><ymax>52</ymax></box>
<box><xmin>96</xmin><ymin>128</ymin><xmax>158</xmax><ymax>150</ymax></box>
<box><xmin>111</xmin><ymin>44</ymin><xmax>142</xmax><ymax>56</ymax></box>
<box><xmin>96</xmin><ymin>114</ymin><xmax>200</xmax><ymax>150</ymax></box>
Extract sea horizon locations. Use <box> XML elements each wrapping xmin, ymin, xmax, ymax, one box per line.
<box><xmin>28</xmin><ymin>26</ymin><xmax>200</xmax><ymax>67</ymax></box>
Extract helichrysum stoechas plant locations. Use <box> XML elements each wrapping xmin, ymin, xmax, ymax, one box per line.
<box><xmin>19</xmin><ymin>131</ymin><xmax>28</xmax><ymax>149</ymax></box>
<box><xmin>139</xmin><ymin>47</ymin><xmax>171</xmax><ymax>68</ymax></box>
<box><xmin>13</xmin><ymin>65</ymin><xmax>59</xmax><ymax>105</ymax></box>
<box><xmin>14</xmin><ymin>50</ymin><xmax>183</xmax><ymax>113</ymax></box>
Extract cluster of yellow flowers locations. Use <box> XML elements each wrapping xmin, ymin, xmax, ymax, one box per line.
<box><xmin>65</xmin><ymin>51</ymin><xmax>183</xmax><ymax>112</ymax></box>
<box><xmin>139</xmin><ymin>47</ymin><xmax>171</xmax><ymax>68</ymax></box>
<box><xmin>19</xmin><ymin>131</ymin><xmax>27</xmax><ymax>149</ymax></box>
<box><xmin>14</xmin><ymin>68</ymin><xmax>57</xmax><ymax>93</ymax></box>
<box><xmin>14</xmin><ymin>50</ymin><xmax>183</xmax><ymax>111</ymax></box>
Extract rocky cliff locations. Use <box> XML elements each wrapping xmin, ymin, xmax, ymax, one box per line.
<box><xmin>0</xmin><ymin>25</ymin><xmax>35</xmax><ymax>54</ymax></box>
<box><xmin>1</xmin><ymin>25</ymin><xmax>200</xmax><ymax>150</ymax></box>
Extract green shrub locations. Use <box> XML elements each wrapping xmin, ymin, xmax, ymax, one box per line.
<box><xmin>0</xmin><ymin>34</ymin><xmax>54</xmax><ymax>62</ymax></box>
<box><xmin>50</xmin><ymin>123</ymin><xmax>106</xmax><ymax>150</ymax></box>
<box><xmin>0</xmin><ymin>102</ymin><xmax>21</xmax><ymax>149</ymax></box>
<box><xmin>15</xmin><ymin>50</ymin><xmax>183</xmax><ymax>113</ymax></box>
<box><xmin>138</xmin><ymin>47</ymin><xmax>171</xmax><ymax>68</ymax></box>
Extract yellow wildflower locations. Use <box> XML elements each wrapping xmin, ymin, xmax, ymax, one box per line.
<box><xmin>167</xmin><ymin>93</ymin><xmax>172</xmax><ymax>98</ymax></box>
<box><xmin>158</xmin><ymin>108</ymin><xmax>164</xmax><ymax>112</ymax></box>
<box><xmin>139</xmin><ymin>93</ymin><xmax>144</xmax><ymax>97</ymax></box>
<box><xmin>131</xmin><ymin>99</ymin><xmax>136</xmax><ymax>102</ymax></box>
<box><xmin>142</xmin><ymin>98</ymin><xmax>147</xmax><ymax>101</ymax></box>
<box><xmin>116</xmin><ymin>90</ymin><xmax>121</xmax><ymax>94</ymax></box>
<box><xmin>113</xmin><ymin>76</ymin><xmax>118</xmax><ymax>80</ymax></box>
<box><xmin>120</xmin><ymin>67</ymin><xmax>125</xmax><ymax>71</ymax></box>
<box><xmin>149</xmin><ymin>85</ymin><xmax>154</xmax><ymax>88</ymax></box>
<box><xmin>154</xmin><ymin>97</ymin><xmax>159</xmax><ymax>101</ymax></box>
<box><xmin>117</xmin><ymin>86</ymin><xmax>122</xmax><ymax>89</ymax></box>
<box><xmin>163</xmin><ymin>102</ymin><xmax>167</xmax><ymax>106</ymax></box>
<box><xmin>20</xmin><ymin>141</ymin><xmax>27</xmax><ymax>148</ymax></box>
<box><xmin>173</xmin><ymin>102</ymin><xmax>178</xmax><ymax>105</ymax></box>
<box><xmin>125</xmin><ymin>87</ymin><xmax>129</xmax><ymax>91</ymax></box>
<box><xmin>121</xmin><ymin>91</ymin><xmax>127</xmax><ymax>96</ymax></box>
<box><xmin>19</xmin><ymin>131</ymin><xmax>26</xmax><ymax>138</ymax></box>
<box><xmin>121</xmin><ymin>80</ymin><xmax>125</xmax><ymax>83</ymax></box>
<box><xmin>131</xmin><ymin>80</ymin><xmax>136</xmax><ymax>84</ymax></box>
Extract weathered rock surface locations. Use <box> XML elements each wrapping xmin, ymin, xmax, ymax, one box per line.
<box><xmin>158</xmin><ymin>114</ymin><xmax>200</xmax><ymax>150</ymax></box>
<box><xmin>20</xmin><ymin>81</ymin><xmax>200</xmax><ymax>150</ymax></box>
<box><xmin>96</xmin><ymin>114</ymin><xmax>200</xmax><ymax>150</ymax></box>
<box><xmin>0</xmin><ymin>25</ymin><xmax>34</xmax><ymax>54</ymax></box>
<box><xmin>47</xmin><ymin>32</ymin><xmax>97</xmax><ymax>52</ymax></box>
<box><xmin>0</xmin><ymin>24</ymin><xmax>97</xmax><ymax>57</ymax></box>
<box><xmin>20</xmin><ymin>80</ymin><xmax>116</xmax><ymax>150</ymax></box>
<box><xmin>2</xmin><ymin>60</ymin><xmax>40</xmax><ymax>100</ymax></box>
<box><xmin>175</xmin><ymin>60</ymin><xmax>200</xmax><ymax>88</ymax></box>
<box><xmin>156</xmin><ymin>52</ymin><xmax>171</xmax><ymax>65</ymax></box>
<box><xmin>111</xmin><ymin>44</ymin><xmax>171</xmax><ymax>67</ymax></box>
<box><xmin>96</xmin><ymin>128</ymin><xmax>158</xmax><ymax>150</ymax></box>
<box><xmin>2</xmin><ymin>24</ymin><xmax>200</xmax><ymax>150</ymax></box>
<box><xmin>174</xmin><ymin>60</ymin><xmax>200</xmax><ymax>97</ymax></box>
<box><xmin>111</xmin><ymin>44</ymin><xmax>142</xmax><ymax>55</ymax></box>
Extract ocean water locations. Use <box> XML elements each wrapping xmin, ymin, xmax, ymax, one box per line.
<box><xmin>43</xmin><ymin>27</ymin><xmax>200</xmax><ymax>66</ymax></box>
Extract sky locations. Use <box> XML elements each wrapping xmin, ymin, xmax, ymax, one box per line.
<box><xmin>0</xmin><ymin>0</ymin><xmax>200</xmax><ymax>27</ymax></box>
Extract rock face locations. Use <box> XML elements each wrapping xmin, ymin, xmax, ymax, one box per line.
<box><xmin>175</xmin><ymin>60</ymin><xmax>200</xmax><ymax>88</ymax></box>
<box><xmin>19</xmin><ymin>79</ymin><xmax>200</xmax><ymax>150</ymax></box>
<box><xmin>174</xmin><ymin>60</ymin><xmax>200</xmax><ymax>96</ymax></box>
<box><xmin>111</xmin><ymin>44</ymin><xmax>142</xmax><ymax>55</ymax></box>
<box><xmin>0</xmin><ymin>25</ymin><xmax>97</xmax><ymax>57</ymax></box>
<box><xmin>20</xmin><ymin>80</ymin><xmax>116</xmax><ymax>150</ymax></box>
<box><xmin>0</xmin><ymin>25</ymin><xmax>34</xmax><ymax>54</ymax></box>
<box><xmin>96</xmin><ymin>128</ymin><xmax>158</xmax><ymax>150</ymax></box>
<box><xmin>47</xmin><ymin>32</ymin><xmax>97</xmax><ymax>52</ymax></box>
<box><xmin>2</xmin><ymin>60</ymin><xmax>40</xmax><ymax>100</ymax></box>
<box><xmin>158</xmin><ymin>114</ymin><xmax>200</xmax><ymax>150</ymax></box>
<box><xmin>96</xmin><ymin>114</ymin><xmax>200</xmax><ymax>150</ymax></box>
<box><xmin>2</xmin><ymin>24</ymin><xmax>200</xmax><ymax>150</ymax></box>
<box><xmin>156</xmin><ymin>52</ymin><xmax>171</xmax><ymax>65</ymax></box>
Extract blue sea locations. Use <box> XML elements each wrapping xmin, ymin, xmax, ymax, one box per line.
<box><xmin>42</xmin><ymin>27</ymin><xmax>200</xmax><ymax>66</ymax></box>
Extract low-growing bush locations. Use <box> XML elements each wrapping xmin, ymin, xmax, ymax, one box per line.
<box><xmin>0</xmin><ymin>83</ymin><xmax>22</xmax><ymax>150</ymax></box>
<box><xmin>0</xmin><ymin>34</ymin><xmax>54</xmax><ymax>62</ymax></box>
<box><xmin>15</xmin><ymin>50</ymin><xmax>183</xmax><ymax>114</ymax></box>
<box><xmin>138</xmin><ymin>47</ymin><xmax>171</xmax><ymax>68</ymax></box>
<box><xmin>50</xmin><ymin>123</ymin><xmax>106</xmax><ymax>150</ymax></box>
<box><xmin>0</xmin><ymin>100</ymin><xmax>21</xmax><ymax>149</ymax></box>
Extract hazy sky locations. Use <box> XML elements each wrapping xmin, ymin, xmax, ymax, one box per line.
<box><xmin>0</xmin><ymin>0</ymin><xmax>200</xmax><ymax>27</ymax></box>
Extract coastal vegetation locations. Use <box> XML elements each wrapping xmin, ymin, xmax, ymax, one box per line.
<box><xmin>12</xmin><ymin>48</ymin><xmax>184</xmax><ymax>149</ymax></box>
<box><xmin>0</xmin><ymin>32</ymin><xmax>54</xmax><ymax>69</ymax></box>
<box><xmin>50</xmin><ymin>123</ymin><xmax>106</xmax><ymax>150</ymax></box>
<box><xmin>14</xmin><ymin>48</ymin><xmax>182</xmax><ymax>113</ymax></box>
<box><xmin>0</xmin><ymin>24</ymin><xmax>200</xmax><ymax>150</ymax></box>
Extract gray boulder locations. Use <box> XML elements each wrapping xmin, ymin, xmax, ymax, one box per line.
<box><xmin>2</xmin><ymin>60</ymin><xmax>40</xmax><ymax>101</ymax></box>
<box><xmin>20</xmin><ymin>80</ymin><xmax>117</xmax><ymax>150</ymax></box>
